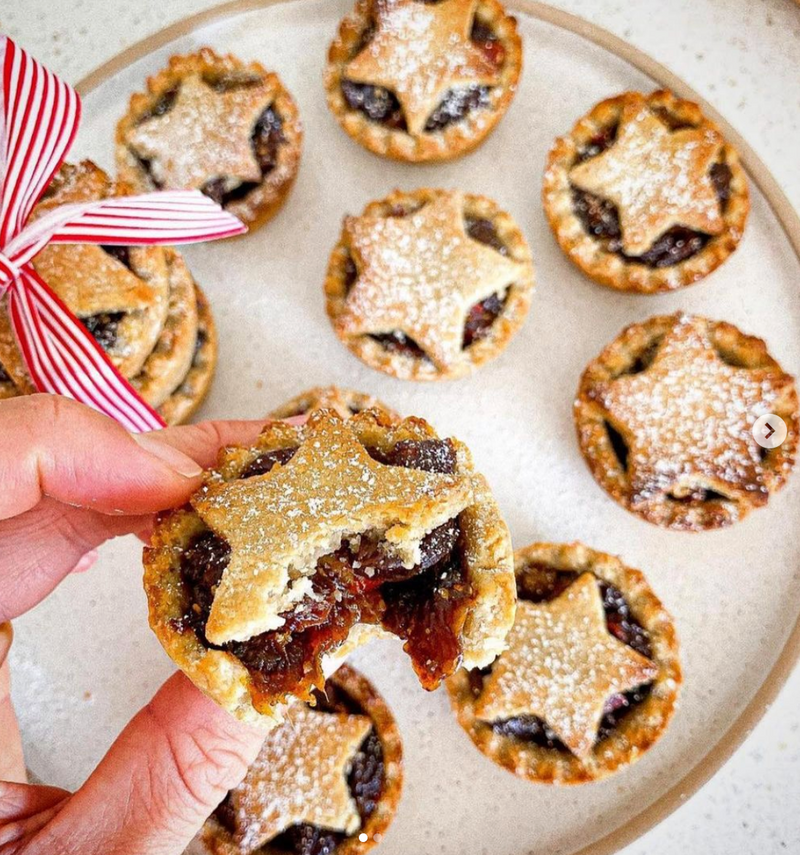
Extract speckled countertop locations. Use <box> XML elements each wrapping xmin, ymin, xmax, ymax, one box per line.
<box><xmin>3</xmin><ymin>0</ymin><xmax>800</xmax><ymax>852</ymax></box>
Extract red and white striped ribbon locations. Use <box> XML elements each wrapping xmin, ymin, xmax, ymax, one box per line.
<box><xmin>0</xmin><ymin>35</ymin><xmax>246</xmax><ymax>431</ymax></box>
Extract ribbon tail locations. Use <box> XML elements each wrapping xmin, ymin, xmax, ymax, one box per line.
<box><xmin>8</xmin><ymin>267</ymin><xmax>166</xmax><ymax>432</ymax></box>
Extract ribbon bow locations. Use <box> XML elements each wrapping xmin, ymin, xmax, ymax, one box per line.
<box><xmin>0</xmin><ymin>36</ymin><xmax>246</xmax><ymax>431</ymax></box>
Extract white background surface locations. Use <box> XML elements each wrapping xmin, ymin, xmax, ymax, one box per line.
<box><xmin>2</xmin><ymin>1</ymin><xmax>799</xmax><ymax>853</ymax></box>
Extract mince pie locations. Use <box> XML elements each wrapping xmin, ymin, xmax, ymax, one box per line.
<box><xmin>448</xmin><ymin>542</ymin><xmax>681</xmax><ymax>784</ymax></box>
<box><xmin>0</xmin><ymin>161</ymin><xmax>216</xmax><ymax>425</ymax></box>
<box><xmin>270</xmin><ymin>386</ymin><xmax>400</xmax><ymax>423</ymax></box>
<box><xmin>543</xmin><ymin>90</ymin><xmax>749</xmax><ymax>293</ymax></box>
<box><xmin>575</xmin><ymin>313</ymin><xmax>798</xmax><ymax>531</ymax></box>
<box><xmin>144</xmin><ymin>409</ymin><xmax>515</xmax><ymax>723</ymax></box>
<box><xmin>117</xmin><ymin>48</ymin><xmax>302</xmax><ymax>232</ymax></box>
<box><xmin>158</xmin><ymin>285</ymin><xmax>219</xmax><ymax>426</ymax></box>
<box><xmin>190</xmin><ymin>665</ymin><xmax>402</xmax><ymax>855</ymax></box>
<box><xmin>325</xmin><ymin>188</ymin><xmax>534</xmax><ymax>381</ymax></box>
<box><xmin>325</xmin><ymin>0</ymin><xmax>522</xmax><ymax>162</ymax></box>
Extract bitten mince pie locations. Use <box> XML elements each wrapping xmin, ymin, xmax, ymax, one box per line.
<box><xmin>144</xmin><ymin>409</ymin><xmax>515</xmax><ymax>724</ymax></box>
<box><xmin>325</xmin><ymin>0</ymin><xmax>522</xmax><ymax>162</ymax></box>
<box><xmin>447</xmin><ymin>542</ymin><xmax>681</xmax><ymax>784</ymax></box>
<box><xmin>117</xmin><ymin>48</ymin><xmax>302</xmax><ymax>232</ymax></box>
<box><xmin>575</xmin><ymin>313</ymin><xmax>798</xmax><ymax>531</ymax></box>
<box><xmin>0</xmin><ymin>161</ymin><xmax>216</xmax><ymax>425</ymax></box>
<box><xmin>543</xmin><ymin>90</ymin><xmax>749</xmax><ymax>293</ymax></box>
<box><xmin>270</xmin><ymin>386</ymin><xmax>400</xmax><ymax>423</ymax></box>
<box><xmin>325</xmin><ymin>188</ymin><xmax>534</xmax><ymax>381</ymax></box>
<box><xmin>190</xmin><ymin>665</ymin><xmax>402</xmax><ymax>855</ymax></box>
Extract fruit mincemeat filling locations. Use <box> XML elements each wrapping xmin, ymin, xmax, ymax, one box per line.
<box><xmin>175</xmin><ymin>438</ymin><xmax>475</xmax><ymax>708</ymax></box>
<box><xmin>470</xmin><ymin>565</ymin><xmax>654</xmax><ymax>752</ymax></box>
<box><xmin>130</xmin><ymin>78</ymin><xmax>285</xmax><ymax>206</ymax></box>
<box><xmin>340</xmin><ymin>15</ymin><xmax>503</xmax><ymax>133</ymax></box>
<box><xmin>344</xmin><ymin>213</ymin><xmax>510</xmax><ymax>359</ymax></box>
<box><xmin>214</xmin><ymin>681</ymin><xmax>385</xmax><ymax>855</ymax></box>
<box><xmin>570</xmin><ymin>116</ymin><xmax>733</xmax><ymax>268</ymax></box>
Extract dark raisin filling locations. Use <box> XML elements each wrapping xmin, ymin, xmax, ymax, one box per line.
<box><xmin>174</xmin><ymin>438</ymin><xmax>474</xmax><ymax>707</ymax></box>
<box><xmin>81</xmin><ymin>312</ymin><xmax>125</xmax><ymax>351</ymax></box>
<box><xmin>423</xmin><ymin>85</ymin><xmax>491</xmax><ymax>132</ymax></box>
<box><xmin>463</xmin><ymin>218</ymin><xmax>511</xmax><ymax>348</ymax></box>
<box><xmin>201</xmin><ymin>107</ymin><xmax>286</xmax><ymax>206</ymax></box>
<box><xmin>341</xmin><ymin>16</ymin><xmax>501</xmax><ymax>134</ymax></box>
<box><xmin>570</xmin><ymin>116</ymin><xmax>733</xmax><ymax>268</ymax></box>
<box><xmin>472</xmin><ymin>567</ymin><xmax>654</xmax><ymax>752</ymax></box>
<box><xmin>131</xmin><ymin>78</ymin><xmax>285</xmax><ymax>203</ymax></box>
<box><xmin>466</xmin><ymin>217</ymin><xmax>509</xmax><ymax>256</ymax></box>
<box><xmin>341</xmin><ymin>80</ymin><xmax>406</xmax><ymax>130</ymax></box>
<box><xmin>604</xmin><ymin>421</ymin><xmax>630</xmax><ymax>471</ymax></box>
<box><xmin>369</xmin><ymin>331</ymin><xmax>429</xmax><ymax>361</ymax></box>
<box><xmin>0</xmin><ymin>364</ymin><xmax>10</xmax><ymax>383</ymax></box>
<box><xmin>215</xmin><ymin>681</ymin><xmax>385</xmax><ymax>855</ymax></box>
<box><xmin>101</xmin><ymin>245</ymin><xmax>132</xmax><ymax>270</ymax></box>
<box><xmin>470</xmin><ymin>19</ymin><xmax>505</xmax><ymax>66</ymax></box>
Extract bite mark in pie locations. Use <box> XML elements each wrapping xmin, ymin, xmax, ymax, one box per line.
<box><xmin>144</xmin><ymin>409</ymin><xmax>515</xmax><ymax>723</ymax></box>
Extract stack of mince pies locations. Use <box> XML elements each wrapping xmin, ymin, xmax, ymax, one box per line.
<box><xmin>8</xmin><ymin>0</ymin><xmax>798</xmax><ymax>851</ymax></box>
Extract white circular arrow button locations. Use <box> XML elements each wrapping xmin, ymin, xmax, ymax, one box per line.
<box><xmin>752</xmin><ymin>414</ymin><xmax>787</xmax><ymax>449</ymax></box>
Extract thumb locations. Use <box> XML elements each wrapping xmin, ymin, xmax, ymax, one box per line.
<box><xmin>32</xmin><ymin>673</ymin><xmax>266</xmax><ymax>855</ymax></box>
<box><xmin>0</xmin><ymin>395</ymin><xmax>203</xmax><ymax>520</ymax></box>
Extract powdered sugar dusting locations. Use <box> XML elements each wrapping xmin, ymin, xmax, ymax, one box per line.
<box><xmin>340</xmin><ymin>192</ymin><xmax>525</xmax><ymax>368</ymax></box>
<box><xmin>344</xmin><ymin>0</ymin><xmax>499</xmax><ymax>135</ymax></box>
<box><xmin>591</xmin><ymin>314</ymin><xmax>786</xmax><ymax>504</ymax></box>
<box><xmin>475</xmin><ymin>575</ymin><xmax>657</xmax><ymax>757</ymax></box>
<box><xmin>232</xmin><ymin>702</ymin><xmax>372</xmax><ymax>850</ymax></box>
<box><xmin>569</xmin><ymin>95</ymin><xmax>724</xmax><ymax>255</ymax></box>
<box><xmin>126</xmin><ymin>74</ymin><xmax>274</xmax><ymax>191</ymax></box>
<box><xmin>193</xmin><ymin>412</ymin><xmax>472</xmax><ymax>644</ymax></box>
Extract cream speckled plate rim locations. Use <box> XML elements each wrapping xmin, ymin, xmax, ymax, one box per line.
<box><xmin>74</xmin><ymin>3</ymin><xmax>800</xmax><ymax>854</ymax></box>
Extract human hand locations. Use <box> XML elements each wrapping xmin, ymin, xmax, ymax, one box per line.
<box><xmin>0</xmin><ymin>395</ymin><xmax>270</xmax><ymax>855</ymax></box>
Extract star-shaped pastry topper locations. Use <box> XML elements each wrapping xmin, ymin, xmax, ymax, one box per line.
<box><xmin>337</xmin><ymin>192</ymin><xmax>526</xmax><ymax>370</ymax></box>
<box><xmin>475</xmin><ymin>574</ymin><xmax>657</xmax><ymax>757</ymax></box>
<box><xmin>126</xmin><ymin>74</ymin><xmax>275</xmax><ymax>191</ymax></box>
<box><xmin>33</xmin><ymin>244</ymin><xmax>156</xmax><ymax>317</ymax></box>
<box><xmin>194</xmin><ymin>411</ymin><xmax>472</xmax><ymax>645</ymax></box>
<box><xmin>228</xmin><ymin>702</ymin><xmax>372</xmax><ymax>851</ymax></box>
<box><xmin>588</xmin><ymin>314</ymin><xmax>791</xmax><ymax>505</ymax></box>
<box><xmin>345</xmin><ymin>0</ymin><xmax>500</xmax><ymax>136</ymax></box>
<box><xmin>569</xmin><ymin>94</ymin><xmax>724</xmax><ymax>255</ymax></box>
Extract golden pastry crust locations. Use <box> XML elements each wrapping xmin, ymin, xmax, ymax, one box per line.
<box><xmin>543</xmin><ymin>90</ymin><xmax>749</xmax><ymax>293</ymax></box>
<box><xmin>130</xmin><ymin>249</ymin><xmax>199</xmax><ymax>408</ymax></box>
<box><xmin>28</xmin><ymin>161</ymin><xmax>172</xmax><ymax>376</ymax></box>
<box><xmin>269</xmin><ymin>385</ymin><xmax>400</xmax><ymax>422</ymax></box>
<box><xmin>116</xmin><ymin>47</ymin><xmax>302</xmax><ymax>232</ymax></box>
<box><xmin>143</xmin><ymin>409</ymin><xmax>514</xmax><ymax>724</ymax></box>
<box><xmin>447</xmin><ymin>541</ymin><xmax>682</xmax><ymax>784</ymax></box>
<box><xmin>158</xmin><ymin>284</ymin><xmax>218</xmax><ymax>426</ymax></box>
<box><xmin>574</xmin><ymin>313</ymin><xmax>798</xmax><ymax>531</ymax></box>
<box><xmin>191</xmin><ymin>665</ymin><xmax>403</xmax><ymax>855</ymax></box>
<box><xmin>324</xmin><ymin>0</ymin><xmax>522</xmax><ymax>163</ymax></box>
<box><xmin>325</xmin><ymin>188</ymin><xmax>534</xmax><ymax>381</ymax></box>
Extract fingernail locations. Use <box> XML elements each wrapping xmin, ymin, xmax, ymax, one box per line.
<box><xmin>71</xmin><ymin>549</ymin><xmax>99</xmax><ymax>574</ymax></box>
<box><xmin>132</xmin><ymin>432</ymin><xmax>204</xmax><ymax>478</ymax></box>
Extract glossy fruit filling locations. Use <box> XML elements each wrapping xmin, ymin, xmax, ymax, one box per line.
<box><xmin>174</xmin><ymin>438</ymin><xmax>475</xmax><ymax>709</ymax></box>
